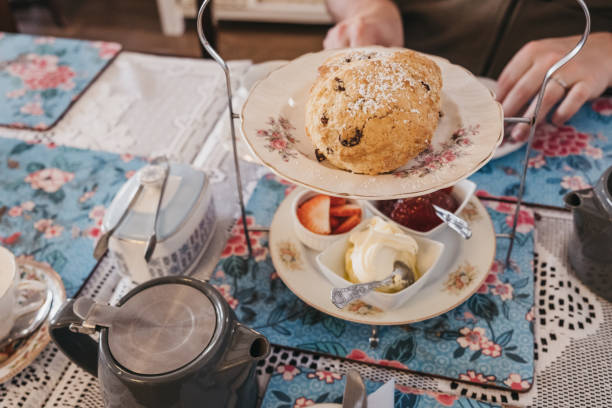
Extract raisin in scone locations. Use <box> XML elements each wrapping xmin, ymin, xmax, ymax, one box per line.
<box><xmin>306</xmin><ymin>49</ymin><xmax>442</xmax><ymax>175</ymax></box>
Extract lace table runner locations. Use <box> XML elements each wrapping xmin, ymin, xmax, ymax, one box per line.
<box><xmin>0</xmin><ymin>52</ymin><xmax>251</xmax><ymax>164</ymax></box>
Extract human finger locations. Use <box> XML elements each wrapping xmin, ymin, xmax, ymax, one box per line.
<box><xmin>501</xmin><ymin>62</ymin><xmax>549</xmax><ymax>118</ymax></box>
<box><xmin>323</xmin><ymin>23</ymin><xmax>350</xmax><ymax>49</ymax></box>
<box><xmin>497</xmin><ymin>44</ymin><xmax>536</xmax><ymax>102</ymax></box>
<box><xmin>510</xmin><ymin>77</ymin><xmax>566</xmax><ymax>140</ymax></box>
<box><xmin>552</xmin><ymin>81</ymin><xmax>592</xmax><ymax>125</ymax></box>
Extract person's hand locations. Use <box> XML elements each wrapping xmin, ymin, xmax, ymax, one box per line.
<box><xmin>323</xmin><ymin>0</ymin><xmax>403</xmax><ymax>49</ymax></box>
<box><xmin>497</xmin><ymin>32</ymin><xmax>612</xmax><ymax>140</ymax></box>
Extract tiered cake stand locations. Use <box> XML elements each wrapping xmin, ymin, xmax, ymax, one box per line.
<box><xmin>195</xmin><ymin>0</ymin><xmax>591</xmax><ymax>344</ymax></box>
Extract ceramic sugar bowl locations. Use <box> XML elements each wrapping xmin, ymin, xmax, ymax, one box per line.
<box><xmin>50</xmin><ymin>276</ymin><xmax>270</xmax><ymax>408</ymax></box>
<box><xmin>101</xmin><ymin>162</ymin><xmax>216</xmax><ymax>283</ymax></box>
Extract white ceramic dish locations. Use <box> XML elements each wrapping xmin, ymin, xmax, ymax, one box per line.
<box><xmin>315</xmin><ymin>221</ymin><xmax>444</xmax><ymax>310</ymax></box>
<box><xmin>292</xmin><ymin>189</ymin><xmax>366</xmax><ymax>251</ymax></box>
<box><xmin>241</xmin><ymin>46</ymin><xmax>503</xmax><ymax>199</ymax></box>
<box><xmin>363</xmin><ymin>179</ymin><xmax>476</xmax><ymax>237</ymax></box>
<box><xmin>103</xmin><ymin>163</ymin><xmax>216</xmax><ymax>283</ymax></box>
<box><xmin>269</xmin><ymin>188</ymin><xmax>496</xmax><ymax>325</ymax></box>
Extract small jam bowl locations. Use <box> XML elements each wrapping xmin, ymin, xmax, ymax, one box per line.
<box><xmin>363</xmin><ymin>179</ymin><xmax>476</xmax><ymax>238</ymax></box>
<box><xmin>316</xmin><ymin>219</ymin><xmax>445</xmax><ymax>310</ymax></box>
<box><xmin>292</xmin><ymin>189</ymin><xmax>366</xmax><ymax>252</ymax></box>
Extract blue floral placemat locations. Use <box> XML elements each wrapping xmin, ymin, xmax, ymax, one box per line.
<box><xmin>0</xmin><ymin>137</ymin><xmax>146</xmax><ymax>296</ymax></box>
<box><xmin>210</xmin><ymin>174</ymin><xmax>535</xmax><ymax>392</ymax></box>
<box><xmin>471</xmin><ymin>97</ymin><xmax>612</xmax><ymax>207</ymax></box>
<box><xmin>262</xmin><ymin>366</ymin><xmax>498</xmax><ymax>408</ymax></box>
<box><xmin>0</xmin><ymin>32</ymin><xmax>121</xmax><ymax>130</ymax></box>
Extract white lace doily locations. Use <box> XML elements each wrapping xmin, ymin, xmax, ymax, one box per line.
<box><xmin>0</xmin><ymin>52</ymin><xmax>250</xmax><ymax>163</ymax></box>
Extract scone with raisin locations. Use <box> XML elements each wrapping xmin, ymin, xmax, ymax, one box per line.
<box><xmin>306</xmin><ymin>49</ymin><xmax>442</xmax><ymax>175</ymax></box>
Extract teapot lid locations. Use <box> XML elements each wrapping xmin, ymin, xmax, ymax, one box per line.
<box><xmin>75</xmin><ymin>279</ymin><xmax>218</xmax><ymax>376</ymax></box>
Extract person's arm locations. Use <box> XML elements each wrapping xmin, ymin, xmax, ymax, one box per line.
<box><xmin>497</xmin><ymin>32</ymin><xmax>612</xmax><ymax>139</ymax></box>
<box><xmin>323</xmin><ymin>0</ymin><xmax>403</xmax><ymax>49</ymax></box>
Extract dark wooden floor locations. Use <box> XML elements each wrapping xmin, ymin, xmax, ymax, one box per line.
<box><xmin>10</xmin><ymin>0</ymin><xmax>330</xmax><ymax>61</ymax></box>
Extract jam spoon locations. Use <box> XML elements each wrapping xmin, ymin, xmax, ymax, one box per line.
<box><xmin>432</xmin><ymin>204</ymin><xmax>472</xmax><ymax>239</ymax></box>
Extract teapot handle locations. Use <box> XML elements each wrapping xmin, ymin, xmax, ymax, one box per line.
<box><xmin>50</xmin><ymin>298</ymin><xmax>99</xmax><ymax>377</ymax></box>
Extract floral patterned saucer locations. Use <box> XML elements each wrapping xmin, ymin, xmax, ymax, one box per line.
<box><xmin>269</xmin><ymin>188</ymin><xmax>495</xmax><ymax>325</ymax></box>
<box><xmin>241</xmin><ymin>46</ymin><xmax>503</xmax><ymax>199</ymax></box>
<box><xmin>0</xmin><ymin>258</ymin><xmax>66</xmax><ymax>383</ymax></box>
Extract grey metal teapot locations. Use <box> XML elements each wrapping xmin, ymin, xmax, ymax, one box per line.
<box><xmin>50</xmin><ymin>276</ymin><xmax>269</xmax><ymax>408</ymax></box>
<box><xmin>563</xmin><ymin>165</ymin><xmax>612</xmax><ymax>301</ymax></box>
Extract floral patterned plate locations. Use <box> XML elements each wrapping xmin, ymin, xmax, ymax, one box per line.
<box><xmin>269</xmin><ymin>188</ymin><xmax>495</xmax><ymax>325</ymax></box>
<box><xmin>0</xmin><ymin>258</ymin><xmax>66</xmax><ymax>383</ymax></box>
<box><xmin>241</xmin><ymin>46</ymin><xmax>503</xmax><ymax>199</ymax></box>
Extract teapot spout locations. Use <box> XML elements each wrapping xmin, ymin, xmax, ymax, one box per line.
<box><xmin>564</xmin><ymin>188</ymin><xmax>600</xmax><ymax>216</ymax></box>
<box><xmin>220</xmin><ymin>323</ymin><xmax>270</xmax><ymax>370</ymax></box>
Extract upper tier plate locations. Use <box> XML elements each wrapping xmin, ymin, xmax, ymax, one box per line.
<box><xmin>241</xmin><ymin>47</ymin><xmax>503</xmax><ymax>199</ymax></box>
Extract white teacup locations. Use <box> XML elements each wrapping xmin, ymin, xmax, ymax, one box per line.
<box><xmin>0</xmin><ymin>246</ymin><xmax>47</xmax><ymax>341</ymax></box>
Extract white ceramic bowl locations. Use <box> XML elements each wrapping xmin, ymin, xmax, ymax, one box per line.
<box><xmin>315</xmin><ymin>220</ymin><xmax>445</xmax><ymax>310</ymax></box>
<box><xmin>363</xmin><ymin>179</ymin><xmax>476</xmax><ymax>237</ymax></box>
<box><xmin>293</xmin><ymin>190</ymin><xmax>366</xmax><ymax>252</ymax></box>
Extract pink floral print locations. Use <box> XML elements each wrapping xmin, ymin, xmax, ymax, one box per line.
<box><xmin>8</xmin><ymin>206</ymin><xmax>23</xmax><ymax>217</ymax></box>
<box><xmin>532</xmin><ymin>124</ymin><xmax>590</xmax><ymax>157</ymax></box>
<box><xmin>592</xmin><ymin>97</ymin><xmax>612</xmax><ymax>116</ymax></box>
<box><xmin>346</xmin><ymin>349</ymin><xmax>408</xmax><ymax>370</ymax></box>
<box><xmin>34</xmin><ymin>219</ymin><xmax>63</xmax><ymax>239</ymax></box>
<box><xmin>480</xmin><ymin>340</ymin><xmax>502</xmax><ymax>357</ymax></box>
<box><xmin>456</xmin><ymin>327</ymin><xmax>487</xmax><ymax>351</ymax></box>
<box><xmin>560</xmin><ymin>175</ymin><xmax>591</xmax><ymax>191</ymax></box>
<box><xmin>276</xmin><ymin>365</ymin><xmax>300</xmax><ymax>381</ymax></box>
<box><xmin>458</xmin><ymin>370</ymin><xmax>496</xmax><ymax>384</ymax></box>
<box><xmin>393</xmin><ymin>124</ymin><xmax>478</xmax><ymax>178</ymax></box>
<box><xmin>306</xmin><ymin>370</ymin><xmax>342</xmax><ymax>384</ymax></box>
<box><xmin>20</xmin><ymin>101</ymin><xmax>43</xmax><ymax>116</ymax></box>
<box><xmin>7</xmin><ymin>54</ymin><xmax>75</xmax><ymax>91</ymax></box>
<box><xmin>256</xmin><ymin>116</ymin><xmax>298</xmax><ymax>162</ymax></box>
<box><xmin>293</xmin><ymin>397</ymin><xmax>314</xmax><ymax>408</ymax></box>
<box><xmin>503</xmin><ymin>373</ymin><xmax>531</xmax><ymax>390</ymax></box>
<box><xmin>213</xmin><ymin>284</ymin><xmax>238</xmax><ymax>309</ymax></box>
<box><xmin>92</xmin><ymin>41</ymin><xmax>122</xmax><ymax>59</ymax></box>
<box><xmin>220</xmin><ymin>216</ymin><xmax>267</xmax><ymax>261</ymax></box>
<box><xmin>491</xmin><ymin>282</ymin><xmax>514</xmax><ymax>301</ymax></box>
<box><xmin>25</xmin><ymin>168</ymin><xmax>74</xmax><ymax>193</ymax></box>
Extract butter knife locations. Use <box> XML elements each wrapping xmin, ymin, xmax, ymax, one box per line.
<box><xmin>343</xmin><ymin>370</ymin><xmax>367</xmax><ymax>408</ymax></box>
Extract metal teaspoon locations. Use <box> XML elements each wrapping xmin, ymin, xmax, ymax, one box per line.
<box><xmin>331</xmin><ymin>261</ymin><xmax>415</xmax><ymax>309</ymax></box>
<box><xmin>93</xmin><ymin>180</ymin><xmax>144</xmax><ymax>260</ymax></box>
<box><xmin>144</xmin><ymin>160</ymin><xmax>169</xmax><ymax>263</ymax></box>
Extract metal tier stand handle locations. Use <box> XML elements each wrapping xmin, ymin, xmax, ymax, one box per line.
<box><xmin>197</xmin><ymin>0</ymin><xmax>252</xmax><ymax>257</ymax></box>
<box><xmin>500</xmin><ymin>0</ymin><xmax>590</xmax><ymax>268</ymax></box>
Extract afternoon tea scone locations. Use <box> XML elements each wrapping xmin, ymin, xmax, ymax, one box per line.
<box><xmin>306</xmin><ymin>49</ymin><xmax>442</xmax><ymax>175</ymax></box>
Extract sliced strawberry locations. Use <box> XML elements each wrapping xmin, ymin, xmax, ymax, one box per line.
<box><xmin>332</xmin><ymin>214</ymin><xmax>361</xmax><ymax>234</ymax></box>
<box><xmin>330</xmin><ymin>204</ymin><xmax>362</xmax><ymax>218</ymax></box>
<box><xmin>329</xmin><ymin>215</ymin><xmax>342</xmax><ymax>230</ymax></box>
<box><xmin>297</xmin><ymin>194</ymin><xmax>331</xmax><ymax>234</ymax></box>
<box><xmin>330</xmin><ymin>197</ymin><xmax>346</xmax><ymax>207</ymax></box>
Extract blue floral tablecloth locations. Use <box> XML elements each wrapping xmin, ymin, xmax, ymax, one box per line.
<box><xmin>471</xmin><ymin>97</ymin><xmax>612</xmax><ymax>207</ymax></box>
<box><xmin>210</xmin><ymin>174</ymin><xmax>535</xmax><ymax>393</ymax></box>
<box><xmin>0</xmin><ymin>32</ymin><xmax>121</xmax><ymax>130</ymax></box>
<box><xmin>262</xmin><ymin>367</ymin><xmax>498</xmax><ymax>408</ymax></box>
<box><xmin>0</xmin><ymin>137</ymin><xmax>146</xmax><ymax>296</ymax></box>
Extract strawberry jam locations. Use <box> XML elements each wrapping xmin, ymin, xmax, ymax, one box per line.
<box><xmin>377</xmin><ymin>187</ymin><xmax>459</xmax><ymax>232</ymax></box>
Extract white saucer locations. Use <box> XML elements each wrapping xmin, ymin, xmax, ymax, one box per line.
<box><xmin>269</xmin><ymin>188</ymin><xmax>496</xmax><ymax>325</ymax></box>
